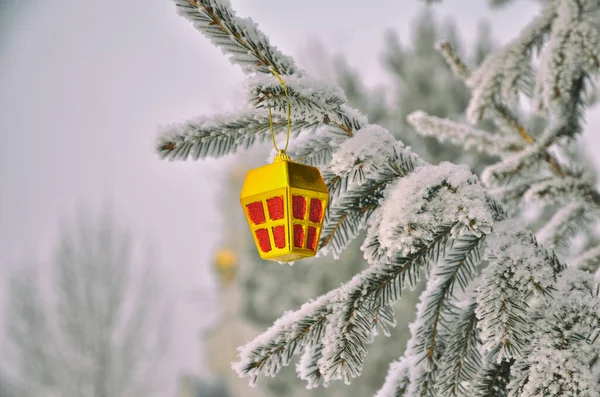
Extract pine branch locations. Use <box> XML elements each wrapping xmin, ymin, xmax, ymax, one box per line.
<box><xmin>375</xmin><ymin>356</ymin><xmax>411</xmax><ymax>397</ymax></box>
<box><xmin>437</xmin><ymin>299</ymin><xmax>482</xmax><ymax>397</ymax></box>
<box><xmin>156</xmin><ymin>110</ymin><xmax>318</xmax><ymax>160</ymax></box>
<box><xmin>507</xmin><ymin>269</ymin><xmax>600</xmax><ymax>396</ymax></box>
<box><xmin>464</xmin><ymin>2</ymin><xmax>556</xmax><ymax>118</ymax></box>
<box><xmin>536</xmin><ymin>201</ymin><xmax>591</xmax><ymax>250</ymax></box>
<box><xmin>407</xmin><ymin>111</ymin><xmax>524</xmax><ymax>157</ymax></box>
<box><xmin>569</xmin><ymin>244</ymin><xmax>600</xmax><ymax>273</ymax></box>
<box><xmin>174</xmin><ymin>0</ymin><xmax>296</xmax><ymax>75</ymax></box>
<box><xmin>523</xmin><ymin>173</ymin><xmax>598</xmax><ymax>206</ymax></box>
<box><xmin>320</xmin><ymin>147</ymin><xmax>420</xmax><ymax>258</ymax></box>
<box><xmin>535</xmin><ymin>0</ymin><xmax>600</xmax><ymax>114</ymax></box>
<box><xmin>249</xmin><ymin>73</ymin><xmax>365</xmax><ymax>130</ymax></box>
<box><xmin>472</xmin><ymin>352</ymin><xmax>514</xmax><ymax>397</ymax></box>
<box><xmin>476</xmin><ymin>220</ymin><xmax>564</xmax><ymax>361</ymax></box>
<box><xmin>399</xmin><ymin>235</ymin><xmax>485</xmax><ymax>397</ymax></box>
<box><xmin>296</xmin><ymin>338</ymin><xmax>326</xmax><ymax>388</ymax></box>
<box><xmin>412</xmin><ymin>236</ymin><xmax>483</xmax><ymax>362</ymax></box>
<box><xmin>233</xmin><ymin>291</ymin><xmax>333</xmax><ymax>385</ymax></box>
<box><xmin>318</xmin><ymin>225</ymin><xmax>457</xmax><ymax>385</ymax></box>
<box><xmin>235</xmin><ymin>223</ymin><xmax>459</xmax><ymax>386</ymax></box>
<box><xmin>487</xmin><ymin>177</ymin><xmax>552</xmax><ymax>212</ymax></box>
<box><xmin>330</xmin><ymin>125</ymin><xmax>406</xmax><ymax>186</ymax></box>
<box><xmin>286</xmin><ymin>132</ymin><xmax>339</xmax><ymax>167</ymax></box>
<box><xmin>438</xmin><ymin>42</ymin><xmax>592</xmax><ymax>185</ymax></box>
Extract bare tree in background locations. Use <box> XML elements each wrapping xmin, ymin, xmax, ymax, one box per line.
<box><xmin>2</xmin><ymin>207</ymin><xmax>169</xmax><ymax>397</ymax></box>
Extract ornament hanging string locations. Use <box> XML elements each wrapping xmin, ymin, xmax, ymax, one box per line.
<box><xmin>267</xmin><ymin>66</ymin><xmax>291</xmax><ymax>155</ymax></box>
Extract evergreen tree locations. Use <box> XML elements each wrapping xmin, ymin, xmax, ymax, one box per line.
<box><xmin>157</xmin><ymin>0</ymin><xmax>600</xmax><ymax>396</ymax></box>
<box><xmin>2</xmin><ymin>207</ymin><xmax>168</xmax><ymax>397</ymax></box>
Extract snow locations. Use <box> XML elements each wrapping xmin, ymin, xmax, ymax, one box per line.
<box><xmin>535</xmin><ymin>0</ymin><xmax>600</xmax><ymax>113</ymax></box>
<box><xmin>480</xmin><ymin>143</ymin><xmax>546</xmax><ymax>187</ymax></box>
<box><xmin>511</xmin><ymin>269</ymin><xmax>600</xmax><ymax>396</ymax></box>
<box><xmin>476</xmin><ymin>219</ymin><xmax>560</xmax><ymax>361</ymax></box>
<box><xmin>330</xmin><ymin>125</ymin><xmax>399</xmax><ymax>185</ymax></box>
<box><xmin>374</xmin><ymin>356</ymin><xmax>412</xmax><ymax>397</ymax></box>
<box><xmin>374</xmin><ymin>162</ymin><xmax>493</xmax><ymax>259</ymax></box>
<box><xmin>466</xmin><ymin>1</ymin><xmax>556</xmax><ymax>122</ymax></box>
<box><xmin>231</xmin><ymin>290</ymin><xmax>335</xmax><ymax>383</ymax></box>
<box><xmin>523</xmin><ymin>175</ymin><xmax>595</xmax><ymax>205</ymax></box>
<box><xmin>172</xmin><ymin>0</ymin><xmax>296</xmax><ymax>75</ymax></box>
<box><xmin>536</xmin><ymin>201</ymin><xmax>587</xmax><ymax>247</ymax></box>
<box><xmin>248</xmin><ymin>72</ymin><xmax>348</xmax><ymax>123</ymax></box>
<box><xmin>569</xmin><ymin>244</ymin><xmax>600</xmax><ymax>271</ymax></box>
<box><xmin>407</xmin><ymin>110</ymin><xmax>523</xmax><ymax>157</ymax></box>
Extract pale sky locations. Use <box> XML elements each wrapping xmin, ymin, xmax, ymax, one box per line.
<box><xmin>1</xmin><ymin>0</ymin><xmax>598</xmax><ymax>395</ymax></box>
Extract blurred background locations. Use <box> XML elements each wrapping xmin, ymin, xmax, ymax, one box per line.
<box><xmin>1</xmin><ymin>0</ymin><xmax>599</xmax><ymax>396</ymax></box>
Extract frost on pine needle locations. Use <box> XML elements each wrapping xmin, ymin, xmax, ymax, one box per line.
<box><xmin>321</xmin><ymin>147</ymin><xmax>421</xmax><ymax>259</ymax></box>
<box><xmin>536</xmin><ymin>201</ymin><xmax>589</xmax><ymax>249</ymax></box>
<box><xmin>374</xmin><ymin>356</ymin><xmax>411</xmax><ymax>397</ymax></box>
<box><xmin>172</xmin><ymin>0</ymin><xmax>296</xmax><ymax>75</ymax></box>
<box><xmin>281</xmin><ymin>127</ymin><xmax>342</xmax><ymax>167</ymax></box>
<box><xmin>249</xmin><ymin>73</ymin><xmax>350</xmax><ymax>124</ymax></box>
<box><xmin>407</xmin><ymin>110</ymin><xmax>524</xmax><ymax>157</ymax></box>
<box><xmin>568</xmin><ymin>245</ymin><xmax>600</xmax><ymax>273</ymax></box>
<box><xmin>535</xmin><ymin>0</ymin><xmax>600</xmax><ymax>113</ymax></box>
<box><xmin>391</xmin><ymin>235</ymin><xmax>485</xmax><ymax>397</ymax></box>
<box><xmin>374</xmin><ymin>162</ymin><xmax>493</xmax><ymax>259</ymax></box>
<box><xmin>465</xmin><ymin>2</ymin><xmax>556</xmax><ymax>122</ymax></box>
<box><xmin>436</xmin><ymin>299</ymin><xmax>482</xmax><ymax>397</ymax></box>
<box><xmin>156</xmin><ymin>109</ymin><xmax>317</xmax><ymax>160</ymax></box>
<box><xmin>232</xmin><ymin>290</ymin><xmax>335</xmax><ymax>383</ymax></box>
<box><xmin>523</xmin><ymin>174</ymin><xmax>596</xmax><ymax>206</ymax></box>
<box><xmin>296</xmin><ymin>340</ymin><xmax>326</xmax><ymax>389</ymax></box>
<box><xmin>480</xmin><ymin>144</ymin><xmax>547</xmax><ymax>187</ymax></box>
<box><xmin>330</xmin><ymin>125</ymin><xmax>399</xmax><ymax>185</ymax></box>
<box><xmin>476</xmin><ymin>220</ymin><xmax>563</xmax><ymax>361</ymax></box>
<box><xmin>508</xmin><ymin>269</ymin><xmax>600</xmax><ymax>397</ymax></box>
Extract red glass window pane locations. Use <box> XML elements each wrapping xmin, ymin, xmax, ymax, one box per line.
<box><xmin>255</xmin><ymin>229</ymin><xmax>271</xmax><ymax>252</ymax></box>
<box><xmin>247</xmin><ymin>202</ymin><xmax>266</xmax><ymax>225</ymax></box>
<box><xmin>307</xmin><ymin>226</ymin><xmax>317</xmax><ymax>250</ymax></box>
<box><xmin>294</xmin><ymin>224</ymin><xmax>304</xmax><ymax>248</ymax></box>
<box><xmin>267</xmin><ymin>196</ymin><xmax>284</xmax><ymax>220</ymax></box>
<box><xmin>272</xmin><ymin>225</ymin><xmax>286</xmax><ymax>249</ymax></box>
<box><xmin>292</xmin><ymin>195</ymin><xmax>306</xmax><ymax>220</ymax></box>
<box><xmin>309</xmin><ymin>198</ymin><xmax>323</xmax><ymax>223</ymax></box>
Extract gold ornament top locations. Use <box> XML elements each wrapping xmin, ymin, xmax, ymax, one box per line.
<box><xmin>273</xmin><ymin>150</ymin><xmax>291</xmax><ymax>163</ymax></box>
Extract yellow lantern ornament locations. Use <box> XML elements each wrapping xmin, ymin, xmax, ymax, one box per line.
<box><xmin>240</xmin><ymin>69</ymin><xmax>329</xmax><ymax>262</ymax></box>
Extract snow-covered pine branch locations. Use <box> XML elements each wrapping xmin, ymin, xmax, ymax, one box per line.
<box><xmin>248</xmin><ymin>73</ymin><xmax>366</xmax><ymax>133</ymax></box>
<box><xmin>156</xmin><ymin>73</ymin><xmax>367</xmax><ymax>160</ymax></box>
<box><xmin>157</xmin><ymin>110</ymin><xmax>318</xmax><ymax>160</ymax></box>
<box><xmin>569</xmin><ymin>245</ymin><xmax>600</xmax><ymax>273</ymax></box>
<box><xmin>536</xmin><ymin>201</ymin><xmax>592</xmax><ymax>250</ymax></box>
<box><xmin>234</xmin><ymin>162</ymin><xmax>498</xmax><ymax>387</ymax></box>
<box><xmin>318</xmin><ymin>126</ymin><xmax>422</xmax><ymax>258</ymax></box>
<box><xmin>411</xmin><ymin>33</ymin><xmax>600</xmax><ymax>253</ymax></box>
<box><xmin>407</xmin><ymin>111</ymin><xmax>524</xmax><ymax>157</ymax></box>
<box><xmin>507</xmin><ymin>269</ymin><xmax>600</xmax><ymax>397</ymax></box>
<box><xmin>435</xmin><ymin>300</ymin><xmax>481</xmax><ymax>397</ymax></box>
<box><xmin>173</xmin><ymin>0</ymin><xmax>296</xmax><ymax>75</ymax></box>
<box><xmin>476</xmin><ymin>220</ymin><xmax>563</xmax><ymax>361</ymax></box>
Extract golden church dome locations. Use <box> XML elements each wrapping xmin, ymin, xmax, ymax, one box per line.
<box><xmin>214</xmin><ymin>248</ymin><xmax>238</xmax><ymax>284</ymax></box>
